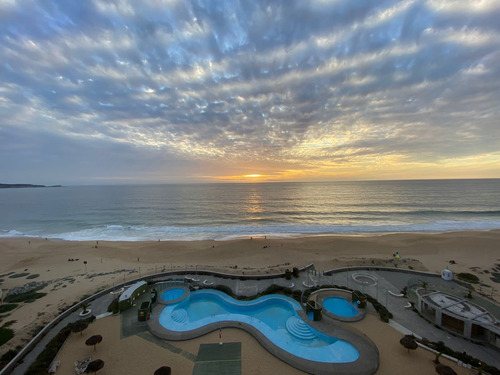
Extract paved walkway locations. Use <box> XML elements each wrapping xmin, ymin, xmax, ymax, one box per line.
<box><xmin>5</xmin><ymin>267</ymin><xmax>500</xmax><ymax>374</ymax></box>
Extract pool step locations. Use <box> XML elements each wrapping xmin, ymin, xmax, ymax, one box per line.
<box><xmin>286</xmin><ymin>316</ymin><xmax>316</xmax><ymax>340</ymax></box>
<box><xmin>171</xmin><ymin>308</ymin><xmax>188</xmax><ymax>323</ymax></box>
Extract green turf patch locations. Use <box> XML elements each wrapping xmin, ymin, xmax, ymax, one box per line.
<box><xmin>4</xmin><ymin>291</ymin><xmax>47</xmax><ymax>303</ymax></box>
<box><xmin>8</xmin><ymin>273</ymin><xmax>30</xmax><ymax>279</ymax></box>
<box><xmin>26</xmin><ymin>274</ymin><xmax>40</xmax><ymax>279</ymax></box>
<box><xmin>193</xmin><ymin>343</ymin><xmax>241</xmax><ymax>375</ymax></box>
<box><xmin>0</xmin><ymin>304</ymin><xmax>19</xmax><ymax>314</ymax></box>
<box><xmin>0</xmin><ymin>327</ymin><xmax>15</xmax><ymax>347</ymax></box>
<box><xmin>457</xmin><ymin>273</ymin><xmax>479</xmax><ymax>284</ymax></box>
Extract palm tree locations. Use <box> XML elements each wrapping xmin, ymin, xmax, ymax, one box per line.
<box><xmin>85</xmin><ymin>335</ymin><xmax>103</xmax><ymax>351</ymax></box>
<box><xmin>421</xmin><ymin>280</ymin><xmax>429</xmax><ymax>291</ymax></box>
<box><xmin>81</xmin><ymin>302</ymin><xmax>91</xmax><ymax>314</ymax></box>
<box><xmin>433</xmin><ymin>352</ymin><xmax>443</xmax><ymax>364</ymax></box>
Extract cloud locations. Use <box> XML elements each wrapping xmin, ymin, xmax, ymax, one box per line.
<box><xmin>1</xmin><ymin>0</ymin><xmax>499</xmax><ymax>183</ymax></box>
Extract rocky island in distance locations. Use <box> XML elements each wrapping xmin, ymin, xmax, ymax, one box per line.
<box><xmin>0</xmin><ymin>183</ymin><xmax>62</xmax><ymax>188</ymax></box>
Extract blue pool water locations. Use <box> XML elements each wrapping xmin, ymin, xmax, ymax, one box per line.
<box><xmin>161</xmin><ymin>288</ymin><xmax>185</xmax><ymax>301</ymax></box>
<box><xmin>158</xmin><ymin>289</ymin><xmax>359</xmax><ymax>363</ymax></box>
<box><xmin>323</xmin><ymin>297</ymin><xmax>358</xmax><ymax>317</ymax></box>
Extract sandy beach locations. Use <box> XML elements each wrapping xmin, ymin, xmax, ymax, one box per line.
<box><xmin>1</xmin><ymin>230</ymin><xmax>500</xmax><ymax>373</ymax></box>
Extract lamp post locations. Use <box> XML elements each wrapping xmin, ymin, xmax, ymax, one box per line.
<box><xmin>84</xmin><ymin>261</ymin><xmax>87</xmax><ymax>274</ymax></box>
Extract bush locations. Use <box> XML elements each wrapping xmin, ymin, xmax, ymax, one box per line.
<box><xmin>214</xmin><ymin>284</ymin><xmax>234</xmax><ymax>296</ymax></box>
<box><xmin>352</xmin><ymin>290</ymin><xmax>367</xmax><ymax>308</ymax></box>
<box><xmin>284</xmin><ymin>269</ymin><xmax>292</xmax><ymax>280</ymax></box>
<box><xmin>24</xmin><ymin>324</ymin><xmax>73</xmax><ymax>375</ymax></box>
<box><xmin>4</xmin><ymin>291</ymin><xmax>46</xmax><ymax>303</ymax></box>
<box><xmin>457</xmin><ymin>273</ymin><xmax>480</xmax><ymax>284</ymax></box>
<box><xmin>292</xmin><ymin>267</ymin><xmax>299</xmax><ymax>278</ymax></box>
<box><xmin>107</xmin><ymin>297</ymin><xmax>119</xmax><ymax>313</ymax></box>
<box><xmin>0</xmin><ymin>304</ymin><xmax>18</xmax><ymax>314</ymax></box>
<box><xmin>366</xmin><ymin>295</ymin><xmax>393</xmax><ymax>322</ymax></box>
<box><xmin>0</xmin><ymin>327</ymin><xmax>15</xmax><ymax>346</ymax></box>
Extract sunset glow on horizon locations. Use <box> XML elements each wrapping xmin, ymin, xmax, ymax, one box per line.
<box><xmin>1</xmin><ymin>1</ymin><xmax>499</xmax><ymax>185</ymax></box>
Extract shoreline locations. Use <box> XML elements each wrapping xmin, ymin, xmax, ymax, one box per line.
<box><xmin>2</xmin><ymin>227</ymin><xmax>500</xmax><ymax>242</ymax></box>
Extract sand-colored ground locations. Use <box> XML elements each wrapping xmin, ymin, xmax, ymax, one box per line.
<box><xmin>52</xmin><ymin>313</ymin><xmax>469</xmax><ymax>375</ymax></box>
<box><xmin>1</xmin><ymin>230</ymin><xmax>500</xmax><ymax>373</ymax></box>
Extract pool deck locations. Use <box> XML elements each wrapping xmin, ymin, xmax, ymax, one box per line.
<box><xmin>147</xmin><ymin>289</ymin><xmax>379</xmax><ymax>375</ymax></box>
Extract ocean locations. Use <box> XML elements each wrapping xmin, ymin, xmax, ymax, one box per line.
<box><xmin>1</xmin><ymin>179</ymin><xmax>499</xmax><ymax>241</ymax></box>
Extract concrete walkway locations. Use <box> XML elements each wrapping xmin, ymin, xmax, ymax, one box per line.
<box><xmin>5</xmin><ymin>267</ymin><xmax>500</xmax><ymax>374</ymax></box>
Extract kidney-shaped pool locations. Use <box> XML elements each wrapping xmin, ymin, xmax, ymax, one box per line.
<box><xmin>158</xmin><ymin>289</ymin><xmax>359</xmax><ymax>364</ymax></box>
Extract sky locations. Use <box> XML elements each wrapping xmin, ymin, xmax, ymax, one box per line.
<box><xmin>1</xmin><ymin>0</ymin><xmax>500</xmax><ymax>185</ymax></box>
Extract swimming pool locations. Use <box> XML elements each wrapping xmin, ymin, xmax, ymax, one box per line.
<box><xmin>161</xmin><ymin>288</ymin><xmax>186</xmax><ymax>301</ymax></box>
<box><xmin>158</xmin><ymin>289</ymin><xmax>359</xmax><ymax>363</ymax></box>
<box><xmin>323</xmin><ymin>297</ymin><xmax>358</xmax><ymax>318</ymax></box>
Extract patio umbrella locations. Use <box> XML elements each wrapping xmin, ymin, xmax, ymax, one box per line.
<box><xmin>399</xmin><ymin>334</ymin><xmax>418</xmax><ymax>353</ymax></box>
<box><xmin>154</xmin><ymin>366</ymin><xmax>172</xmax><ymax>375</ymax></box>
<box><xmin>85</xmin><ymin>335</ymin><xmax>103</xmax><ymax>351</ymax></box>
<box><xmin>85</xmin><ymin>359</ymin><xmax>104</xmax><ymax>374</ymax></box>
<box><xmin>71</xmin><ymin>321</ymin><xmax>89</xmax><ymax>336</ymax></box>
<box><xmin>435</xmin><ymin>364</ymin><xmax>457</xmax><ymax>375</ymax></box>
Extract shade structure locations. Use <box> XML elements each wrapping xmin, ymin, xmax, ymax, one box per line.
<box><xmin>154</xmin><ymin>366</ymin><xmax>172</xmax><ymax>375</ymax></box>
<box><xmin>435</xmin><ymin>363</ymin><xmax>457</xmax><ymax>375</ymax></box>
<box><xmin>85</xmin><ymin>359</ymin><xmax>104</xmax><ymax>374</ymax></box>
<box><xmin>85</xmin><ymin>335</ymin><xmax>103</xmax><ymax>351</ymax></box>
<box><xmin>72</xmin><ymin>321</ymin><xmax>89</xmax><ymax>336</ymax></box>
<box><xmin>399</xmin><ymin>334</ymin><xmax>418</xmax><ymax>353</ymax></box>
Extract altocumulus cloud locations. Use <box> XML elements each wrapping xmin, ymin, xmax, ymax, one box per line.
<box><xmin>1</xmin><ymin>0</ymin><xmax>500</xmax><ymax>183</ymax></box>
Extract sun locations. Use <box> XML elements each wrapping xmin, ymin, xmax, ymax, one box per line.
<box><xmin>244</xmin><ymin>174</ymin><xmax>262</xmax><ymax>178</ymax></box>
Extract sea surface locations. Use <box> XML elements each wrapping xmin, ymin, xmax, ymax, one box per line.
<box><xmin>1</xmin><ymin>179</ymin><xmax>499</xmax><ymax>241</ymax></box>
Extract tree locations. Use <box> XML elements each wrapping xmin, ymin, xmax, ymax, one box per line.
<box><xmin>81</xmin><ymin>302</ymin><xmax>91</xmax><ymax>314</ymax></box>
<box><xmin>399</xmin><ymin>334</ymin><xmax>418</xmax><ymax>353</ymax></box>
<box><xmin>433</xmin><ymin>352</ymin><xmax>443</xmax><ymax>364</ymax></box>
<box><xmin>421</xmin><ymin>280</ymin><xmax>429</xmax><ymax>291</ymax></box>
<box><xmin>85</xmin><ymin>334</ymin><xmax>103</xmax><ymax>351</ymax></box>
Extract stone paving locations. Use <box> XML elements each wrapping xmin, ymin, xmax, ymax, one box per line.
<box><xmin>5</xmin><ymin>266</ymin><xmax>500</xmax><ymax>375</ymax></box>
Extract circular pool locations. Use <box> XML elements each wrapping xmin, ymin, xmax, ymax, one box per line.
<box><xmin>161</xmin><ymin>288</ymin><xmax>186</xmax><ymax>301</ymax></box>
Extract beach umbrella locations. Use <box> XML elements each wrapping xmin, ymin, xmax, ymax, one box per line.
<box><xmin>85</xmin><ymin>334</ymin><xmax>103</xmax><ymax>351</ymax></box>
<box><xmin>435</xmin><ymin>364</ymin><xmax>457</xmax><ymax>375</ymax></box>
<box><xmin>399</xmin><ymin>334</ymin><xmax>418</xmax><ymax>353</ymax></box>
<box><xmin>154</xmin><ymin>366</ymin><xmax>172</xmax><ymax>375</ymax></box>
<box><xmin>85</xmin><ymin>359</ymin><xmax>104</xmax><ymax>374</ymax></box>
<box><xmin>72</xmin><ymin>321</ymin><xmax>89</xmax><ymax>336</ymax></box>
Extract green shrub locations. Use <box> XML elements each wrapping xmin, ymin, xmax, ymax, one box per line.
<box><xmin>107</xmin><ymin>297</ymin><xmax>120</xmax><ymax>313</ymax></box>
<box><xmin>4</xmin><ymin>291</ymin><xmax>46</xmax><ymax>303</ymax></box>
<box><xmin>457</xmin><ymin>273</ymin><xmax>479</xmax><ymax>283</ymax></box>
<box><xmin>26</xmin><ymin>274</ymin><xmax>40</xmax><ymax>279</ymax></box>
<box><xmin>24</xmin><ymin>325</ymin><xmax>72</xmax><ymax>375</ymax></box>
<box><xmin>292</xmin><ymin>267</ymin><xmax>299</xmax><ymax>278</ymax></box>
<box><xmin>0</xmin><ymin>304</ymin><xmax>18</xmax><ymax>314</ymax></box>
<box><xmin>8</xmin><ymin>273</ymin><xmax>30</xmax><ymax>279</ymax></box>
<box><xmin>0</xmin><ymin>327</ymin><xmax>14</xmax><ymax>346</ymax></box>
<box><xmin>214</xmin><ymin>284</ymin><xmax>234</xmax><ymax>296</ymax></box>
<box><xmin>284</xmin><ymin>269</ymin><xmax>292</xmax><ymax>280</ymax></box>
